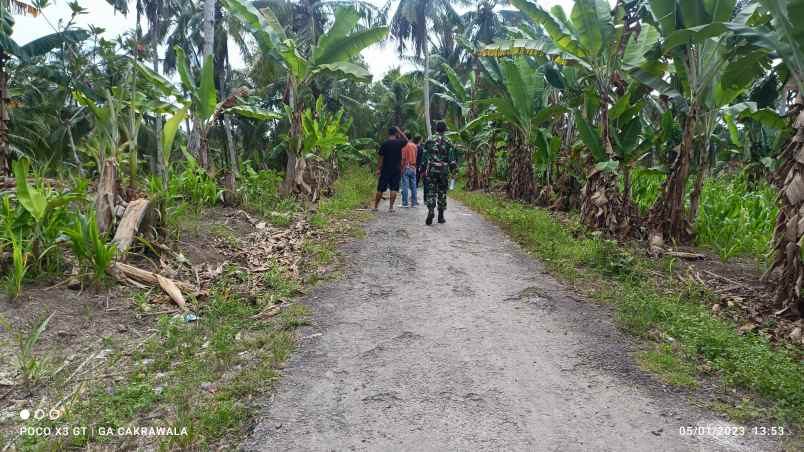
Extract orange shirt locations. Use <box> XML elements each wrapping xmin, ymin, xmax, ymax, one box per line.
<box><xmin>401</xmin><ymin>142</ymin><xmax>417</xmax><ymax>168</ymax></box>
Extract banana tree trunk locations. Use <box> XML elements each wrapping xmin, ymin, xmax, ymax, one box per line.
<box><xmin>0</xmin><ymin>51</ymin><xmax>9</xmax><ymax>176</ymax></box>
<box><xmin>224</xmin><ymin>114</ymin><xmax>236</xmax><ymax>172</ymax></box>
<box><xmin>689</xmin><ymin>119</ymin><xmax>714</xmax><ymax>222</ymax></box>
<box><xmin>423</xmin><ymin>48</ymin><xmax>432</xmax><ymax>138</ymax></box>
<box><xmin>280</xmin><ymin>77</ymin><xmax>311</xmax><ymax>196</ymax></box>
<box><xmin>580</xmin><ymin>99</ymin><xmax>627</xmax><ymax>236</ymax></box>
<box><xmin>482</xmin><ymin>129</ymin><xmax>497</xmax><ymax>190</ymax></box>
<box><xmin>466</xmin><ymin>151</ymin><xmax>480</xmax><ymax>191</ymax></box>
<box><xmin>648</xmin><ymin>104</ymin><xmax>697</xmax><ymax>247</ymax></box>
<box><xmin>507</xmin><ymin>130</ymin><xmax>535</xmax><ymax>201</ymax></box>
<box><xmin>763</xmin><ymin>94</ymin><xmax>804</xmax><ymax>318</ymax></box>
<box><xmin>189</xmin><ymin>117</ymin><xmax>207</xmax><ymax>168</ymax></box>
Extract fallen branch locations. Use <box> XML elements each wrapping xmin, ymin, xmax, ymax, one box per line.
<box><xmin>701</xmin><ymin>269</ymin><xmax>744</xmax><ymax>287</ymax></box>
<box><xmin>251</xmin><ymin>304</ymin><xmax>281</xmax><ymax>320</ymax></box>
<box><xmin>1</xmin><ymin>177</ymin><xmax>59</xmax><ymax>189</ymax></box>
<box><xmin>110</xmin><ymin>262</ymin><xmax>196</xmax><ymax>294</ymax></box>
<box><xmin>110</xmin><ymin>262</ymin><xmax>200</xmax><ymax>310</ymax></box>
<box><xmin>664</xmin><ymin>250</ymin><xmax>706</xmax><ymax>260</ymax></box>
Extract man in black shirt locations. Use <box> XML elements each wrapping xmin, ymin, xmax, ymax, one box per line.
<box><xmin>373</xmin><ymin>127</ymin><xmax>407</xmax><ymax>211</ymax></box>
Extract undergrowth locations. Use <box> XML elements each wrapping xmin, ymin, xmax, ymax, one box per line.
<box><xmin>452</xmin><ymin>188</ymin><xmax>803</xmax><ymax>428</ymax></box>
<box><xmin>13</xmin><ymin>165</ymin><xmax>376</xmax><ymax>450</ymax></box>
<box><xmin>629</xmin><ymin>168</ymin><xmax>776</xmax><ymax>262</ymax></box>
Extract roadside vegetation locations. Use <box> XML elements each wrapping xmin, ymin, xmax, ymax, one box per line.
<box><xmin>453</xmin><ymin>188</ymin><xmax>803</xmax><ymax>430</ymax></box>
<box><xmin>1</xmin><ymin>167</ymin><xmax>374</xmax><ymax>450</ymax></box>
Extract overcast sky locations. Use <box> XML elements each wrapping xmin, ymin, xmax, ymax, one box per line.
<box><xmin>11</xmin><ymin>0</ymin><xmax>585</xmax><ymax>78</ymax></box>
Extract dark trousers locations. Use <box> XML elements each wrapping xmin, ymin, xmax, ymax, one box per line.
<box><xmin>424</xmin><ymin>173</ymin><xmax>448</xmax><ymax>210</ymax></box>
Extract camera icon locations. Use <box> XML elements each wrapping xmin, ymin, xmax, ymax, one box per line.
<box><xmin>19</xmin><ymin>408</ymin><xmax>61</xmax><ymax>421</ymax></box>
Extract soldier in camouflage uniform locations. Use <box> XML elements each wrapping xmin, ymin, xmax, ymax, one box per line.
<box><xmin>421</xmin><ymin>121</ymin><xmax>458</xmax><ymax>225</ymax></box>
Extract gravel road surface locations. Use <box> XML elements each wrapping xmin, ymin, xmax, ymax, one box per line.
<box><xmin>242</xmin><ymin>196</ymin><xmax>777</xmax><ymax>452</ymax></box>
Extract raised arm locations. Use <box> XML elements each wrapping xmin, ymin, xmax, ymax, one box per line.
<box><xmin>395</xmin><ymin>127</ymin><xmax>408</xmax><ymax>143</ymax></box>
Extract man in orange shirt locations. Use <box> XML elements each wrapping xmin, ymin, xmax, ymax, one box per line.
<box><xmin>400</xmin><ymin>132</ymin><xmax>419</xmax><ymax>207</ymax></box>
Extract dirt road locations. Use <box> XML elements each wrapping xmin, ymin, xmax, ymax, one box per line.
<box><xmin>242</xmin><ymin>197</ymin><xmax>777</xmax><ymax>451</ymax></box>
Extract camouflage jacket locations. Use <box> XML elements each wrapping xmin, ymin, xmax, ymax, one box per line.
<box><xmin>422</xmin><ymin>134</ymin><xmax>458</xmax><ymax>176</ymax></box>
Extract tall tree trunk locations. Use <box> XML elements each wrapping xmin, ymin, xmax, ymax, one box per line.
<box><xmin>423</xmin><ymin>47</ymin><xmax>432</xmax><ymax>138</ymax></box>
<box><xmin>507</xmin><ymin>131</ymin><xmax>535</xmax><ymax>201</ymax></box>
<box><xmin>222</xmin><ymin>53</ymin><xmax>237</xmax><ymax>199</ymax></box>
<box><xmin>0</xmin><ymin>51</ymin><xmax>10</xmax><ymax>176</ymax></box>
<box><xmin>648</xmin><ymin>104</ymin><xmax>697</xmax><ymax>247</ymax></box>
<box><xmin>202</xmin><ymin>0</ymin><xmax>215</xmax><ymax>63</ymax></box>
<box><xmin>66</xmin><ymin>123</ymin><xmax>82</xmax><ymax>173</ymax></box>
<box><xmin>763</xmin><ymin>94</ymin><xmax>804</xmax><ymax>318</ymax></box>
<box><xmin>190</xmin><ymin>0</ymin><xmax>216</xmax><ymax>170</ymax></box>
<box><xmin>152</xmin><ymin>16</ymin><xmax>165</xmax><ymax>186</ymax></box>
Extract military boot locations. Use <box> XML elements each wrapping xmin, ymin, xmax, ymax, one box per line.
<box><xmin>426</xmin><ymin>208</ymin><xmax>435</xmax><ymax>225</ymax></box>
<box><xmin>437</xmin><ymin>209</ymin><xmax>445</xmax><ymax>224</ymax></box>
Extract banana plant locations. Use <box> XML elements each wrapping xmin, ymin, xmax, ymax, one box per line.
<box><xmin>298</xmin><ymin>96</ymin><xmax>351</xmax><ymax>161</ymax></box>
<box><xmin>480</xmin><ymin>57</ymin><xmax>564</xmax><ymax>201</ymax></box>
<box><xmin>225</xmin><ymin>0</ymin><xmax>388</xmax><ymax>196</ymax></box>
<box><xmin>484</xmin><ymin>0</ymin><xmax>652</xmax><ymax>234</ymax></box>
<box><xmin>640</xmin><ymin>0</ymin><xmax>767</xmax><ymax>245</ymax></box>
<box><xmin>728</xmin><ymin>0</ymin><xmax>804</xmax><ymax>316</ymax></box>
<box><xmin>137</xmin><ymin>51</ymin><xmax>280</xmax><ymax>184</ymax></box>
<box><xmin>431</xmin><ymin>63</ymin><xmax>487</xmax><ymax>189</ymax></box>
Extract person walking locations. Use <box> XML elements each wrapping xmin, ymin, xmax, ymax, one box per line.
<box><xmin>421</xmin><ymin>121</ymin><xmax>458</xmax><ymax>225</ymax></box>
<box><xmin>400</xmin><ymin>133</ymin><xmax>418</xmax><ymax>208</ymax></box>
<box><xmin>373</xmin><ymin>127</ymin><xmax>406</xmax><ymax>211</ymax></box>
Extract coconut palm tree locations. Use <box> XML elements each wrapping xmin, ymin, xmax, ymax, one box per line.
<box><xmin>389</xmin><ymin>0</ymin><xmax>470</xmax><ymax>138</ymax></box>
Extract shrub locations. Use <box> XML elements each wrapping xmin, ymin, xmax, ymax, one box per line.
<box><xmin>238</xmin><ymin>163</ymin><xmax>298</xmax><ymax>223</ymax></box>
<box><xmin>169</xmin><ymin>152</ymin><xmax>223</xmax><ymax>208</ymax></box>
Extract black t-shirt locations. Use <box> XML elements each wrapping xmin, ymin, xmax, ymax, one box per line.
<box><xmin>378</xmin><ymin>139</ymin><xmax>404</xmax><ymax>175</ymax></box>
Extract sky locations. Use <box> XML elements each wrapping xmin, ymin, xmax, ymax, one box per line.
<box><xmin>10</xmin><ymin>0</ymin><xmax>581</xmax><ymax>79</ymax></box>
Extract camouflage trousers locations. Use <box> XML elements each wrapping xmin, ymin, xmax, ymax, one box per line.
<box><xmin>424</xmin><ymin>172</ymin><xmax>448</xmax><ymax>210</ymax></box>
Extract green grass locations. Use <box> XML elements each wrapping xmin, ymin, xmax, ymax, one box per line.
<box><xmin>19</xmin><ymin>268</ymin><xmax>305</xmax><ymax>450</ymax></box>
<box><xmin>695</xmin><ymin>176</ymin><xmax>775</xmax><ymax>262</ymax></box>
<box><xmin>238</xmin><ymin>165</ymin><xmax>300</xmax><ymax>225</ymax></box>
<box><xmin>315</xmin><ymin>166</ymin><xmax>375</xmax><ymax>221</ymax></box>
<box><xmin>629</xmin><ymin>169</ymin><xmax>776</xmax><ymax>262</ymax></box>
<box><xmin>452</xmin><ymin>188</ymin><xmax>804</xmax><ymax>428</ymax></box>
<box><xmin>637</xmin><ymin>344</ymin><xmax>698</xmax><ymax>388</ymax></box>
